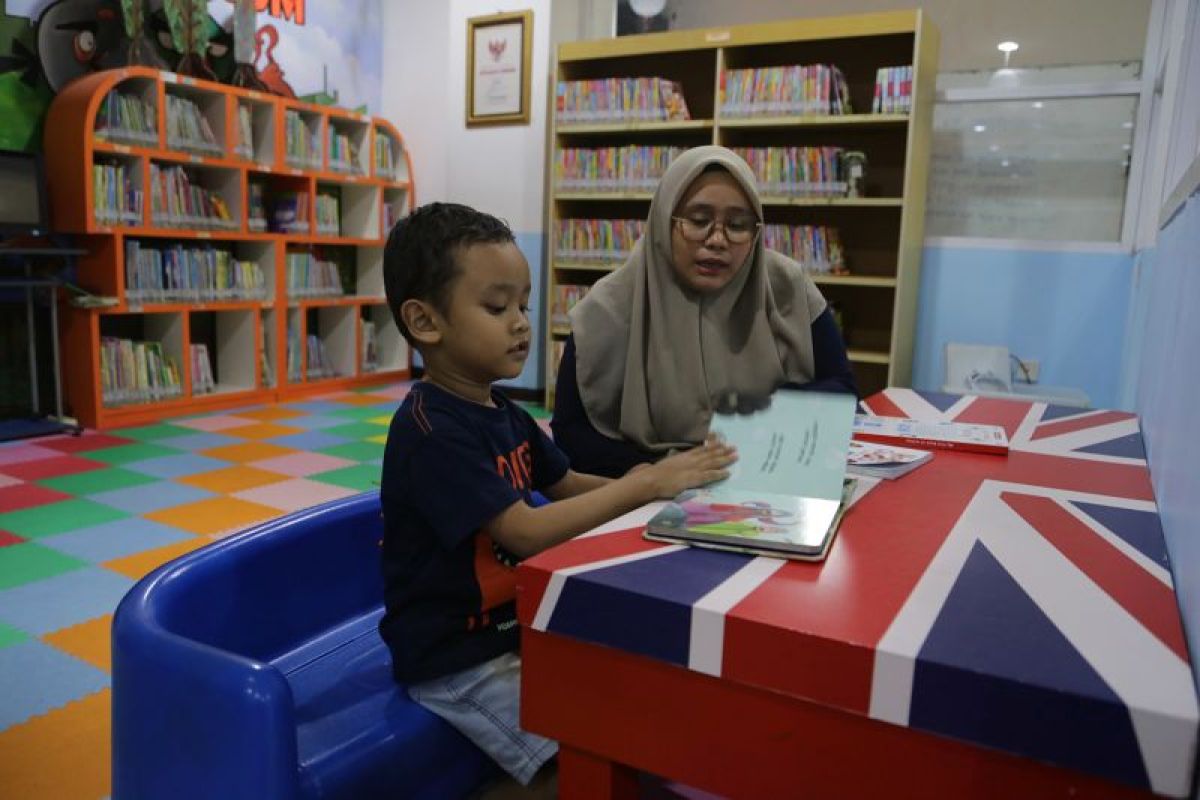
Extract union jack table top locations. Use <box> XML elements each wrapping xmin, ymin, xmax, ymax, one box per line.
<box><xmin>517</xmin><ymin>389</ymin><xmax>1199</xmax><ymax>796</ymax></box>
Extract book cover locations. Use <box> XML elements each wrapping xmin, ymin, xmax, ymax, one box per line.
<box><xmin>852</xmin><ymin>414</ymin><xmax>1009</xmax><ymax>455</ymax></box>
<box><xmin>846</xmin><ymin>439</ymin><xmax>932</xmax><ymax>480</ymax></box>
<box><xmin>644</xmin><ymin>390</ymin><xmax>858</xmax><ymax>560</ymax></box>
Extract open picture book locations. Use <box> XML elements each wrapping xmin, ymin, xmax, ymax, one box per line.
<box><xmin>643</xmin><ymin>390</ymin><xmax>860</xmax><ymax>561</ymax></box>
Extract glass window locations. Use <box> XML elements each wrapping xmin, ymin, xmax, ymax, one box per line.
<box><xmin>926</xmin><ymin>93</ymin><xmax>1138</xmax><ymax>241</ymax></box>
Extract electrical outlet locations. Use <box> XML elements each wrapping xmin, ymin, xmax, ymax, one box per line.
<box><xmin>1023</xmin><ymin>359</ymin><xmax>1040</xmax><ymax>383</ymax></box>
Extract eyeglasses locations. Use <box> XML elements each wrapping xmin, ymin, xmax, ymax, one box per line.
<box><xmin>672</xmin><ymin>214</ymin><xmax>762</xmax><ymax>244</ymax></box>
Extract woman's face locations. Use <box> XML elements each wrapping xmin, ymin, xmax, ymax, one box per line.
<box><xmin>669</xmin><ymin>170</ymin><xmax>758</xmax><ymax>294</ymax></box>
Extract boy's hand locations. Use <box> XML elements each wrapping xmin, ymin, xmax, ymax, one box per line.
<box><xmin>639</xmin><ymin>435</ymin><xmax>736</xmax><ymax>499</ymax></box>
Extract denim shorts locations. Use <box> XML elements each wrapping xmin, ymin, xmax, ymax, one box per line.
<box><xmin>407</xmin><ymin>652</ymin><xmax>558</xmax><ymax>786</ymax></box>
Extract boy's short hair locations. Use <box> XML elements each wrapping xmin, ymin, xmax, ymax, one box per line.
<box><xmin>383</xmin><ymin>202</ymin><xmax>515</xmax><ymax>345</ymax></box>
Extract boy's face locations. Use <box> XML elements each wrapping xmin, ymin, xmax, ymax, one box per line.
<box><xmin>434</xmin><ymin>241</ymin><xmax>533</xmax><ymax>383</ymax></box>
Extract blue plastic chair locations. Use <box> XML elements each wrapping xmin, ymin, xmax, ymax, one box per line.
<box><xmin>112</xmin><ymin>492</ymin><xmax>497</xmax><ymax>799</ymax></box>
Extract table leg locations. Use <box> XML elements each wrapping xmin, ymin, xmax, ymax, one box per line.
<box><xmin>558</xmin><ymin>745</ymin><xmax>638</xmax><ymax>800</ymax></box>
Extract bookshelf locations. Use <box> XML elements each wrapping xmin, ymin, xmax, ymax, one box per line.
<box><xmin>44</xmin><ymin>67</ymin><xmax>415</xmax><ymax>429</ymax></box>
<box><xmin>545</xmin><ymin>10</ymin><xmax>938</xmax><ymax>406</ymax></box>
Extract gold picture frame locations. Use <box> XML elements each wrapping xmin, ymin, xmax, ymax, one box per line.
<box><xmin>466</xmin><ymin>10</ymin><xmax>533</xmax><ymax>127</ymax></box>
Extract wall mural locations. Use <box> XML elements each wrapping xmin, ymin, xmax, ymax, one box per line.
<box><xmin>0</xmin><ymin>0</ymin><xmax>382</xmax><ymax>150</ymax></box>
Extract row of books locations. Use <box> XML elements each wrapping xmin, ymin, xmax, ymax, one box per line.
<box><xmin>248</xmin><ymin>182</ymin><xmax>268</xmax><ymax>231</ymax></box>
<box><xmin>100</xmin><ymin>337</ymin><xmax>183</xmax><ymax>406</ymax></box>
<box><xmin>269</xmin><ymin>191</ymin><xmax>309</xmax><ymax>234</ymax></box>
<box><xmin>95</xmin><ymin>90</ymin><xmax>157</xmax><ymax>145</ymax></box>
<box><xmin>873</xmin><ymin>66</ymin><xmax>914</xmax><ymax>114</ymax></box>
<box><xmin>234</xmin><ymin>103</ymin><xmax>255</xmax><ymax>160</ymax></box>
<box><xmin>328</xmin><ymin>127</ymin><xmax>363</xmax><ymax>175</ymax></box>
<box><xmin>375</xmin><ymin>134</ymin><xmax>398</xmax><ymax>179</ymax></box>
<box><xmin>149</xmin><ymin>164</ymin><xmax>238</xmax><ymax>229</ymax></box>
<box><xmin>124</xmin><ymin>241</ymin><xmax>267</xmax><ymax>303</ymax></box>
<box><xmin>551</xmin><ymin>284</ymin><xmax>588</xmax><ymax>327</ymax></box>
<box><xmin>286</xmin><ymin>323</ymin><xmax>303</xmax><ymax>382</ymax></box>
<box><xmin>361</xmin><ymin>320</ymin><xmax>378</xmax><ymax>372</ymax></box>
<box><xmin>285</xmin><ymin>110</ymin><xmax>322</xmax><ymax>169</ymax></box>
<box><xmin>165</xmin><ymin>94</ymin><xmax>221</xmax><ymax>156</ymax></box>
<box><xmin>556</xmin><ymin>146</ymin><xmax>684</xmax><ymax>192</ymax></box>
<box><xmin>383</xmin><ymin>198</ymin><xmax>404</xmax><ymax>233</ymax></box>
<box><xmin>190</xmin><ymin>343</ymin><xmax>216</xmax><ymax>394</ymax></box>
<box><xmin>286</xmin><ymin>252</ymin><xmax>345</xmax><ymax>297</ymax></box>
<box><xmin>730</xmin><ymin>146</ymin><xmax>849</xmax><ymax>197</ymax></box>
<box><xmin>305</xmin><ymin>334</ymin><xmax>336</xmax><ymax>379</ymax></box>
<box><xmin>315</xmin><ymin>192</ymin><xmax>341</xmax><ymax>236</ymax></box>
<box><xmin>93</xmin><ymin>161</ymin><xmax>144</xmax><ymax>226</ymax></box>
<box><xmin>762</xmin><ymin>224</ymin><xmax>846</xmax><ymax>275</ymax></box>
<box><xmin>554</xmin><ymin>218</ymin><xmax>644</xmax><ymax>263</ymax></box>
<box><xmin>555</xmin><ymin>77</ymin><xmax>691</xmax><ymax>123</ymax></box>
<box><xmin>719</xmin><ymin>65</ymin><xmax>853</xmax><ymax>118</ymax></box>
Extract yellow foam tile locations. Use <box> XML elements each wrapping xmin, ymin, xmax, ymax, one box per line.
<box><xmin>367</xmin><ymin>415</ymin><xmax>392</xmax><ymax>425</ymax></box>
<box><xmin>42</xmin><ymin>614</ymin><xmax>114</xmax><ymax>673</ymax></box>
<box><xmin>367</xmin><ymin>435</ymin><xmax>387</xmax><ymax>444</ymax></box>
<box><xmin>199</xmin><ymin>441</ymin><xmax>297</xmax><ymax>463</ymax></box>
<box><xmin>178</xmin><ymin>465</ymin><xmax>290</xmax><ymax>494</ymax></box>
<box><xmin>336</xmin><ymin>393</ymin><xmax>393</xmax><ymax>406</ymax></box>
<box><xmin>146</xmin><ymin>497</ymin><xmax>282</xmax><ymax>536</ymax></box>
<box><xmin>234</xmin><ymin>407</ymin><xmax>305</xmax><ymax>422</ymax></box>
<box><xmin>221</xmin><ymin>422</ymin><xmax>303</xmax><ymax>440</ymax></box>
<box><xmin>103</xmin><ymin>536</ymin><xmax>211</xmax><ymax>580</ymax></box>
<box><xmin>0</xmin><ymin>689</ymin><xmax>111</xmax><ymax>799</ymax></box>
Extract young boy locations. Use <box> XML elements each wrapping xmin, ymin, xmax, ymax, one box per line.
<box><xmin>379</xmin><ymin>202</ymin><xmax>736</xmax><ymax>791</ymax></box>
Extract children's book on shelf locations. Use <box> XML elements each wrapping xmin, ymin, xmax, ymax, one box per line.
<box><xmin>247</xmin><ymin>182</ymin><xmax>267</xmax><ymax>231</ymax></box>
<box><xmin>190</xmin><ymin>343</ymin><xmax>215</xmax><ymax>394</ymax></box>
<box><xmin>846</xmin><ymin>439</ymin><xmax>932</xmax><ymax>480</ymax></box>
<box><xmin>361</xmin><ymin>319</ymin><xmax>378</xmax><ymax>372</ymax></box>
<box><xmin>271</xmin><ymin>192</ymin><xmax>309</xmax><ymax>233</ymax></box>
<box><xmin>852</xmin><ymin>414</ymin><xmax>1009</xmax><ymax>456</ymax></box>
<box><xmin>235</xmin><ymin>103</ymin><xmax>254</xmax><ymax>160</ymax></box>
<box><xmin>644</xmin><ymin>390</ymin><xmax>859</xmax><ymax>561</ymax></box>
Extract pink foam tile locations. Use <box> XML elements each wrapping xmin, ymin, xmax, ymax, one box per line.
<box><xmin>172</xmin><ymin>414</ymin><xmax>258</xmax><ymax>433</ymax></box>
<box><xmin>232</xmin><ymin>478</ymin><xmax>359</xmax><ymax>513</ymax></box>
<box><xmin>0</xmin><ymin>473</ymin><xmax>22</xmax><ymax>488</ymax></box>
<box><xmin>248</xmin><ymin>452</ymin><xmax>357</xmax><ymax>478</ymax></box>
<box><xmin>0</xmin><ymin>444</ymin><xmax>62</xmax><ymax>466</ymax></box>
<box><xmin>371</xmin><ymin>384</ymin><xmax>413</xmax><ymax>401</ymax></box>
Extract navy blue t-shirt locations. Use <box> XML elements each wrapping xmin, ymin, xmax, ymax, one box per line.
<box><xmin>379</xmin><ymin>382</ymin><xmax>570</xmax><ymax>683</ymax></box>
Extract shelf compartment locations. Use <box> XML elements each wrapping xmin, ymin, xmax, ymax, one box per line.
<box><xmin>284</xmin><ymin>107</ymin><xmax>324</xmax><ymax>171</ymax></box>
<box><xmin>93</xmin><ymin>76</ymin><xmax>159</xmax><ymax>148</ymax></box>
<box><xmin>98</xmin><ymin>312</ymin><xmax>185</xmax><ymax>407</ymax></box>
<box><xmin>148</xmin><ymin>161</ymin><xmax>241</xmax><ymax>231</ymax></box>
<box><xmin>327</xmin><ymin>114</ymin><xmax>371</xmax><ymax>177</ymax></box>
<box><xmin>286</xmin><ymin>244</ymin><xmax>353</xmax><ymax>299</ymax></box>
<box><xmin>360</xmin><ymin>303</ymin><xmax>406</xmax><ymax>375</ymax></box>
<box><xmin>188</xmin><ymin>308</ymin><xmax>256</xmax><ymax>396</ymax></box>
<box><xmin>372</xmin><ymin>123</ymin><xmax>409</xmax><ymax>182</ymax></box>
<box><xmin>557</xmin><ymin>49</ymin><xmax>719</xmax><ymax>121</ymax></box>
<box><xmin>557</xmin><ymin>120</ymin><xmax>714</xmax><ymax>136</ymax></box>
<box><xmin>318</xmin><ymin>181</ymin><xmax>380</xmax><ymax>240</ymax></box>
<box><xmin>92</xmin><ymin>153</ymin><xmax>146</xmax><ymax>229</ymax></box>
<box><xmin>356</xmin><ymin>245</ymin><xmax>385</xmax><ymax>298</ymax></box>
<box><xmin>233</xmin><ymin>96</ymin><xmax>277</xmax><ymax>167</ymax></box>
<box><xmin>124</xmin><ymin>238</ymin><xmax>275</xmax><ymax>306</ymax></box>
<box><xmin>305</xmin><ymin>305</ymin><xmax>356</xmax><ymax>381</ymax></box>
<box><xmin>382</xmin><ymin>186</ymin><xmax>409</xmax><ymax>235</ymax></box>
<box><xmin>164</xmin><ymin>83</ymin><xmax>227</xmax><ymax>158</ymax></box>
<box><xmin>260</xmin><ymin>308</ymin><xmax>278</xmax><ymax>389</ymax></box>
<box><xmin>717</xmin><ymin>114</ymin><xmax>908</xmax><ymax>130</ymax></box>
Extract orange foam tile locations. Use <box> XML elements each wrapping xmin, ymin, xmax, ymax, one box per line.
<box><xmin>103</xmin><ymin>536</ymin><xmax>211</xmax><ymax>580</ymax></box>
<box><xmin>42</xmin><ymin>614</ymin><xmax>113</xmax><ymax>673</ymax></box>
<box><xmin>233</xmin><ymin>407</ymin><xmax>305</xmax><ymax>422</ymax></box>
<box><xmin>222</xmin><ymin>422</ymin><xmax>304</xmax><ymax>440</ymax></box>
<box><xmin>199</xmin><ymin>441</ymin><xmax>297</xmax><ymax>463</ymax></box>
<box><xmin>146</xmin><ymin>497</ymin><xmax>281</xmax><ymax>536</ymax></box>
<box><xmin>334</xmin><ymin>393</ymin><xmax>393</xmax><ymax>406</ymax></box>
<box><xmin>0</xmin><ymin>689</ymin><xmax>111</xmax><ymax>799</ymax></box>
<box><xmin>177</xmin><ymin>465</ymin><xmax>290</xmax><ymax>494</ymax></box>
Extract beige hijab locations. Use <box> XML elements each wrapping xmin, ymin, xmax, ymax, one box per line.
<box><xmin>569</xmin><ymin>145</ymin><xmax>828</xmax><ymax>453</ymax></box>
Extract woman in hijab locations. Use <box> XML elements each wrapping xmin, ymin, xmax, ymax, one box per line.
<box><xmin>550</xmin><ymin>145</ymin><xmax>857</xmax><ymax>478</ymax></box>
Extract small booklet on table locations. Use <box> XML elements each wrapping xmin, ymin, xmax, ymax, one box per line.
<box><xmin>852</xmin><ymin>414</ymin><xmax>1009</xmax><ymax>455</ymax></box>
<box><xmin>846</xmin><ymin>439</ymin><xmax>932</xmax><ymax>480</ymax></box>
<box><xmin>644</xmin><ymin>390</ymin><xmax>858</xmax><ymax>561</ymax></box>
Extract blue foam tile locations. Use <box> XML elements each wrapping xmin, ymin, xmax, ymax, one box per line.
<box><xmin>270</xmin><ymin>414</ymin><xmax>347</xmax><ymax>431</ymax></box>
<box><xmin>151</xmin><ymin>432</ymin><xmax>244</xmax><ymax>451</ymax></box>
<box><xmin>121</xmin><ymin>453</ymin><xmax>232</xmax><ymax>480</ymax></box>
<box><xmin>0</xmin><ymin>640</ymin><xmax>110</xmax><ymax>729</ymax></box>
<box><xmin>267</xmin><ymin>431</ymin><xmax>352</xmax><ymax>451</ymax></box>
<box><xmin>38</xmin><ymin>518</ymin><xmax>196</xmax><ymax>563</ymax></box>
<box><xmin>87</xmin><ymin>481</ymin><xmax>215</xmax><ymax>514</ymax></box>
<box><xmin>0</xmin><ymin>567</ymin><xmax>134</xmax><ymax>636</ymax></box>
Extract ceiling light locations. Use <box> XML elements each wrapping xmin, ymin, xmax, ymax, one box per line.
<box><xmin>1122</xmin><ymin>144</ymin><xmax>1132</xmax><ymax>150</ymax></box>
<box><xmin>997</xmin><ymin>41</ymin><xmax>1019</xmax><ymax>53</ymax></box>
<box><xmin>973</xmin><ymin>124</ymin><xmax>987</xmax><ymax>132</ymax></box>
<box><xmin>1001</xmin><ymin>159</ymin><xmax>1010</xmax><ymax>167</ymax></box>
<box><xmin>989</xmin><ymin>144</ymin><xmax>1000</xmax><ymax>152</ymax></box>
<box><xmin>1122</xmin><ymin>121</ymin><xmax>1134</xmax><ymax>129</ymax></box>
<box><xmin>1032</xmin><ymin>101</ymin><xmax>1044</xmax><ymax>109</ymax></box>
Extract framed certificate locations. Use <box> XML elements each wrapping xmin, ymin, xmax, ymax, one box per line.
<box><xmin>466</xmin><ymin>10</ymin><xmax>533</xmax><ymax>127</ymax></box>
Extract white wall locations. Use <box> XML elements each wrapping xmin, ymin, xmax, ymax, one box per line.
<box><xmin>381</xmin><ymin>1</ymin><xmax>553</xmax><ymax>389</ymax></box>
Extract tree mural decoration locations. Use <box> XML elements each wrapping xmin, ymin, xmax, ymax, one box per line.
<box><xmin>229</xmin><ymin>0</ymin><xmax>266</xmax><ymax>91</ymax></box>
<box><xmin>120</xmin><ymin>0</ymin><xmax>164</xmax><ymax>68</ymax></box>
<box><xmin>163</xmin><ymin>0</ymin><xmax>214</xmax><ymax>79</ymax></box>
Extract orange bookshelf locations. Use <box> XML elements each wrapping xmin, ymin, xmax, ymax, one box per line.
<box><xmin>45</xmin><ymin>67</ymin><xmax>415</xmax><ymax>429</ymax></box>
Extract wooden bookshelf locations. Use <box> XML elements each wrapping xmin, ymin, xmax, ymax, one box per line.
<box><xmin>45</xmin><ymin>67</ymin><xmax>414</xmax><ymax>429</ymax></box>
<box><xmin>545</xmin><ymin>10</ymin><xmax>938</xmax><ymax>405</ymax></box>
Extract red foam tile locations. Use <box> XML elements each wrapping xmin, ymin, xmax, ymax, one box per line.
<box><xmin>0</xmin><ymin>483</ymin><xmax>72</xmax><ymax>512</ymax></box>
<box><xmin>39</xmin><ymin>433</ymin><xmax>134</xmax><ymax>454</ymax></box>
<box><xmin>0</xmin><ymin>529</ymin><xmax>24</xmax><ymax>547</ymax></box>
<box><xmin>0</xmin><ymin>455</ymin><xmax>106</xmax><ymax>482</ymax></box>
